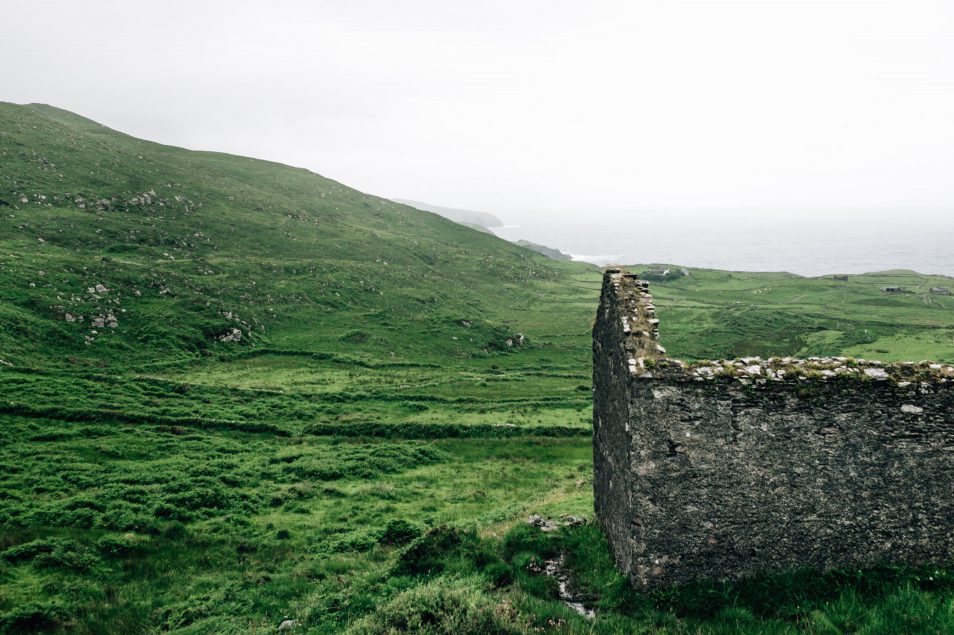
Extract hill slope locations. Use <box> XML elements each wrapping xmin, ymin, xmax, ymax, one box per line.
<box><xmin>0</xmin><ymin>102</ymin><xmax>598</xmax><ymax>371</ymax></box>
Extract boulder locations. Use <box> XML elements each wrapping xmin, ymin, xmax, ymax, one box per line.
<box><xmin>218</xmin><ymin>328</ymin><xmax>242</xmax><ymax>343</ymax></box>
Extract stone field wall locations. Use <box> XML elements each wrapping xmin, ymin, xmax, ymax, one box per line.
<box><xmin>593</xmin><ymin>269</ymin><xmax>954</xmax><ymax>589</ymax></box>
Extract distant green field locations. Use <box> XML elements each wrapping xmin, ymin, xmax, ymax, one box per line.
<box><xmin>1</xmin><ymin>103</ymin><xmax>952</xmax><ymax>633</ymax></box>
<box><xmin>644</xmin><ymin>267</ymin><xmax>954</xmax><ymax>362</ymax></box>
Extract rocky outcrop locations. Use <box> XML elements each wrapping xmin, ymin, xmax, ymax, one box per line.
<box><xmin>515</xmin><ymin>240</ymin><xmax>573</xmax><ymax>262</ymax></box>
<box><xmin>218</xmin><ymin>328</ymin><xmax>242</xmax><ymax>343</ymax></box>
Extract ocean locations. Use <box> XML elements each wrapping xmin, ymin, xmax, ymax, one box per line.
<box><xmin>491</xmin><ymin>213</ymin><xmax>954</xmax><ymax>278</ymax></box>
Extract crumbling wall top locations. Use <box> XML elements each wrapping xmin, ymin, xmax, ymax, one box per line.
<box><xmin>604</xmin><ymin>268</ymin><xmax>954</xmax><ymax>387</ymax></box>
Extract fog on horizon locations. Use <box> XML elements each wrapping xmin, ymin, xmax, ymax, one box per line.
<box><xmin>3</xmin><ymin>0</ymin><xmax>954</xmax><ymax>227</ymax></box>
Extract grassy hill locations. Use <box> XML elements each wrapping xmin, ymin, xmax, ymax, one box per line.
<box><xmin>0</xmin><ymin>103</ymin><xmax>594</xmax><ymax>368</ymax></box>
<box><xmin>0</xmin><ymin>101</ymin><xmax>600</xmax><ymax>435</ymax></box>
<box><xmin>1</xmin><ymin>103</ymin><xmax>951</xmax><ymax>634</ymax></box>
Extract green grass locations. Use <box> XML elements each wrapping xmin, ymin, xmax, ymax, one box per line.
<box><xmin>644</xmin><ymin>267</ymin><xmax>954</xmax><ymax>362</ymax></box>
<box><xmin>1</xmin><ymin>103</ymin><xmax>952</xmax><ymax>633</ymax></box>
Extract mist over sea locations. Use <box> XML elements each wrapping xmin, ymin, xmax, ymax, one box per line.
<box><xmin>492</xmin><ymin>213</ymin><xmax>954</xmax><ymax>278</ymax></box>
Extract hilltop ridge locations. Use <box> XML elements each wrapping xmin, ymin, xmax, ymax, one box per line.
<box><xmin>391</xmin><ymin>198</ymin><xmax>504</xmax><ymax>229</ymax></box>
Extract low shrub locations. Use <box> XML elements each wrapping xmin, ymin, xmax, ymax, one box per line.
<box><xmin>0</xmin><ymin>602</ymin><xmax>73</xmax><ymax>633</ymax></box>
<box><xmin>3</xmin><ymin>537</ymin><xmax>100</xmax><ymax>572</ymax></box>
<box><xmin>501</xmin><ymin>523</ymin><xmax>560</xmax><ymax>563</ymax></box>
<box><xmin>96</xmin><ymin>534</ymin><xmax>143</xmax><ymax>557</ymax></box>
<box><xmin>345</xmin><ymin>576</ymin><xmax>529</xmax><ymax>634</ymax></box>
<box><xmin>392</xmin><ymin>526</ymin><xmax>509</xmax><ymax>585</ymax></box>
<box><xmin>378</xmin><ymin>519</ymin><xmax>422</xmax><ymax>547</ymax></box>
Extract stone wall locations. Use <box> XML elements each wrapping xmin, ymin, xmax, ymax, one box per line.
<box><xmin>593</xmin><ymin>269</ymin><xmax>954</xmax><ymax>590</ymax></box>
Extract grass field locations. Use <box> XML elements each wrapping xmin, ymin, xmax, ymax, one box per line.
<box><xmin>1</xmin><ymin>103</ymin><xmax>952</xmax><ymax>633</ymax></box>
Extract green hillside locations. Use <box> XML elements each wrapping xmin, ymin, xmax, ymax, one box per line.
<box><xmin>0</xmin><ymin>101</ymin><xmax>600</xmax><ymax>435</ymax></box>
<box><xmin>0</xmin><ymin>102</ymin><xmax>596</xmax><ymax>368</ymax></box>
<box><xmin>1</xmin><ymin>104</ymin><xmax>952</xmax><ymax>634</ymax></box>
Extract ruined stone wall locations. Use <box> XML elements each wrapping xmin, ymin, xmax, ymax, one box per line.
<box><xmin>593</xmin><ymin>269</ymin><xmax>954</xmax><ymax>590</ymax></box>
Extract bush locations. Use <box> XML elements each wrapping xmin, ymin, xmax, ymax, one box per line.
<box><xmin>161</xmin><ymin>522</ymin><xmax>188</xmax><ymax>540</ymax></box>
<box><xmin>379</xmin><ymin>519</ymin><xmax>422</xmax><ymax>547</ymax></box>
<box><xmin>3</xmin><ymin>538</ymin><xmax>58</xmax><ymax>563</ymax></box>
<box><xmin>275</xmin><ymin>443</ymin><xmax>450</xmax><ymax>481</ymax></box>
<box><xmin>0</xmin><ymin>602</ymin><xmax>72</xmax><ymax>633</ymax></box>
<box><xmin>483</xmin><ymin>561</ymin><xmax>514</xmax><ymax>589</ymax></box>
<box><xmin>501</xmin><ymin>523</ymin><xmax>560</xmax><ymax>563</ymax></box>
<box><xmin>339</xmin><ymin>330</ymin><xmax>371</xmax><ymax>343</ymax></box>
<box><xmin>393</xmin><ymin>526</ymin><xmax>481</xmax><ymax>577</ymax></box>
<box><xmin>35</xmin><ymin>543</ymin><xmax>100</xmax><ymax>572</ymax></box>
<box><xmin>3</xmin><ymin>537</ymin><xmax>100</xmax><ymax>573</ymax></box>
<box><xmin>393</xmin><ymin>526</ymin><xmax>511</xmax><ymax>587</ymax></box>
<box><xmin>96</xmin><ymin>534</ymin><xmax>142</xmax><ymax>557</ymax></box>
<box><xmin>345</xmin><ymin>576</ymin><xmax>529</xmax><ymax>634</ymax></box>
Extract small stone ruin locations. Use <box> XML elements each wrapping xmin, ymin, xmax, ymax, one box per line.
<box><xmin>593</xmin><ymin>269</ymin><xmax>954</xmax><ymax>589</ymax></box>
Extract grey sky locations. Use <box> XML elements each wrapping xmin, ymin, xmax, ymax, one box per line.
<box><xmin>4</xmin><ymin>0</ymin><xmax>954</xmax><ymax>222</ymax></box>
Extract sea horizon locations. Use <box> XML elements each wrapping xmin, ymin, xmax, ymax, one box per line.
<box><xmin>492</xmin><ymin>214</ymin><xmax>954</xmax><ymax>278</ymax></box>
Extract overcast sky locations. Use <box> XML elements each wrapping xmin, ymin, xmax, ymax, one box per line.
<box><xmin>4</xmin><ymin>0</ymin><xmax>954</xmax><ymax>222</ymax></box>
